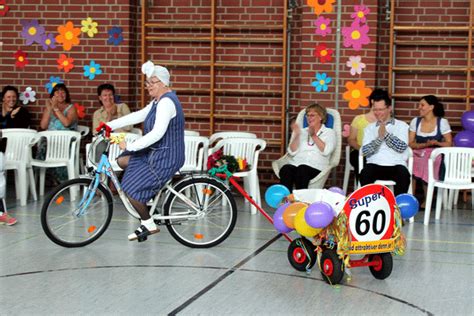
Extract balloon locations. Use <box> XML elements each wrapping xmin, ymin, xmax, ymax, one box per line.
<box><xmin>396</xmin><ymin>193</ymin><xmax>419</xmax><ymax>219</ymax></box>
<box><xmin>328</xmin><ymin>186</ymin><xmax>345</xmax><ymax>196</ymax></box>
<box><xmin>461</xmin><ymin>111</ymin><xmax>474</xmax><ymax>132</ymax></box>
<box><xmin>453</xmin><ymin>130</ymin><xmax>474</xmax><ymax>148</ymax></box>
<box><xmin>294</xmin><ymin>208</ymin><xmax>322</xmax><ymax>237</ymax></box>
<box><xmin>283</xmin><ymin>202</ymin><xmax>307</xmax><ymax>229</ymax></box>
<box><xmin>265</xmin><ymin>184</ymin><xmax>291</xmax><ymax>208</ymax></box>
<box><xmin>305</xmin><ymin>201</ymin><xmax>335</xmax><ymax>229</ymax></box>
<box><xmin>273</xmin><ymin>202</ymin><xmax>293</xmax><ymax>233</ymax></box>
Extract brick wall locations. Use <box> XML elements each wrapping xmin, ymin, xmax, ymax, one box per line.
<box><xmin>0</xmin><ymin>0</ymin><xmax>472</xmax><ymax>189</ymax></box>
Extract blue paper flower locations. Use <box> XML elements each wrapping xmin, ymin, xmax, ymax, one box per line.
<box><xmin>40</xmin><ymin>33</ymin><xmax>56</xmax><ymax>51</ymax></box>
<box><xmin>108</xmin><ymin>26</ymin><xmax>123</xmax><ymax>46</ymax></box>
<box><xmin>311</xmin><ymin>72</ymin><xmax>332</xmax><ymax>92</ymax></box>
<box><xmin>45</xmin><ymin>76</ymin><xmax>63</xmax><ymax>94</ymax></box>
<box><xmin>21</xmin><ymin>19</ymin><xmax>45</xmax><ymax>46</ymax></box>
<box><xmin>83</xmin><ymin>60</ymin><xmax>103</xmax><ymax>80</ymax></box>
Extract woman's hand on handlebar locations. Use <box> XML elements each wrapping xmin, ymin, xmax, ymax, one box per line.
<box><xmin>96</xmin><ymin>121</ymin><xmax>112</xmax><ymax>137</ymax></box>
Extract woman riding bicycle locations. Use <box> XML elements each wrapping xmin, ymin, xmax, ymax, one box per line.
<box><xmin>99</xmin><ymin>61</ymin><xmax>185</xmax><ymax>241</ymax></box>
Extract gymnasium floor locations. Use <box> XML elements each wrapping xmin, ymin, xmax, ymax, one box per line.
<box><xmin>0</xmin><ymin>186</ymin><xmax>472</xmax><ymax>315</ymax></box>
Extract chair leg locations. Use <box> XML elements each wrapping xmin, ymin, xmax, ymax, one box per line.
<box><xmin>424</xmin><ymin>183</ymin><xmax>435</xmax><ymax>225</ymax></box>
<box><xmin>453</xmin><ymin>189</ymin><xmax>460</xmax><ymax>207</ymax></box>
<box><xmin>13</xmin><ymin>170</ymin><xmax>20</xmax><ymax>200</ymax></box>
<box><xmin>39</xmin><ymin>168</ymin><xmax>46</xmax><ymax>196</ymax></box>
<box><xmin>249</xmin><ymin>175</ymin><xmax>257</xmax><ymax>215</ymax></box>
<box><xmin>343</xmin><ymin>164</ymin><xmax>350</xmax><ymax>195</ymax></box>
<box><xmin>435</xmin><ymin>188</ymin><xmax>443</xmax><ymax>220</ymax></box>
<box><xmin>17</xmin><ymin>168</ymin><xmax>27</xmax><ymax>206</ymax></box>
<box><xmin>28</xmin><ymin>167</ymin><xmax>37</xmax><ymax>201</ymax></box>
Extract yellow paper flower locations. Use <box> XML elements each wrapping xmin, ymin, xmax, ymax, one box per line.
<box><xmin>81</xmin><ymin>17</ymin><xmax>98</xmax><ymax>38</ymax></box>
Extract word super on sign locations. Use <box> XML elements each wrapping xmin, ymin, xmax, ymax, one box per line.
<box><xmin>343</xmin><ymin>184</ymin><xmax>395</xmax><ymax>243</ymax></box>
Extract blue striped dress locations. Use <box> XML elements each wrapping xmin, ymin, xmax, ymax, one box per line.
<box><xmin>121</xmin><ymin>92</ymin><xmax>185</xmax><ymax>203</ymax></box>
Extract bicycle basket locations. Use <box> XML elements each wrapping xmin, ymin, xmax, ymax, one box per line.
<box><xmin>87</xmin><ymin>137</ymin><xmax>108</xmax><ymax>168</ymax></box>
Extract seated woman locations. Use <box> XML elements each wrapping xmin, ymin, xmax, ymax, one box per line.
<box><xmin>92</xmin><ymin>83</ymin><xmax>132</xmax><ymax>133</ymax></box>
<box><xmin>279</xmin><ymin>103</ymin><xmax>336</xmax><ymax>192</ymax></box>
<box><xmin>38</xmin><ymin>83</ymin><xmax>78</xmax><ymax>184</ymax></box>
<box><xmin>1</xmin><ymin>85</ymin><xmax>31</xmax><ymax>129</ymax></box>
<box><xmin>409</xmin><ymin>95</ymin><xmax>452</xmax><ymax>207</ymax></box>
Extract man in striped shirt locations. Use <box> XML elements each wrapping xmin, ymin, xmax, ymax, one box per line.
<box><xmin>359</xmin><ymin>90</ymin><xmax>410</xmax><ymax>196</ymax></box>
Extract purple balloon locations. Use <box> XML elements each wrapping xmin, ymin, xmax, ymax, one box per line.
<box><xmin>328</xmin><ymin>186</ymin><xmax>345</xmax><ymax>196</ymax></box>
<box><xmin>304</xmin><ymin>201</ymin><xmax>335</xmax><ymax>229</ymax></box>
<box><xmin>273</xmin><ymin>202</ymin><xmax>293</xmax><ymax>233</ymax></box>
<box><xmin>461</xmin><ymin>111</ymin><xmax>474</xmax><ymax>133</ymax></box>
<box><xmin>454</xmin><ymin>130</ymin><xmax>474</xmax><ymax>148</ymax></box>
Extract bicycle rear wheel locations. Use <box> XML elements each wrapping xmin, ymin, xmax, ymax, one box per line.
<box><xmin>41</xmin><ymin>178</ymin><xmax>113</xmax><ymax>248</ymax></box>
<box><xmin>163</xmin><ymin>177</ymin><xmax>237</xmax><ymax>248</ymax></box>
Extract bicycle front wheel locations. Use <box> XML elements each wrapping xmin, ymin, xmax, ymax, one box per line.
<box><xmin>163</xmin><ymin>177</ymin><xmax>237</xmax><ymax>248</ymax></box>
<box><xmin>41</xmin><ymin>178</ymin><xmax>113</xmax><ymax>248</ymax></box>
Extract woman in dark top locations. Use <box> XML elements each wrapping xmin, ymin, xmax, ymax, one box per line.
<box><xmin>0</xmin><ymin>86</ymin><xmax>31</xmax><ymax>129</ymax></box>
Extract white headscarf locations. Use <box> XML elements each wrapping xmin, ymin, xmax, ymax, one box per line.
<box><xmin>141</xmin><ymin>61</ymin><xmax>170</xmax><ymax>86</ymax></box>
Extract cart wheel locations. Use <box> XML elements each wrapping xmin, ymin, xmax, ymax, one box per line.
<box><xmin>319</xmin><ymin>248</ymin><xmax>344</xmax><ymax>284</ymax></box>
<box><xmin>287</xmin><ymin>238</ymin><xmax>316</xmax><ymax>272</ymax></box>
<box><xmin>369</xmin><ymin>253</ymin><xmax>393</xmax><ymax>280</ymax></box>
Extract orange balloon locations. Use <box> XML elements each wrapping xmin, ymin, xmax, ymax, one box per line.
<box><xmin>283</xmin><ymin>202</ymin><xmax>308</xmax><ymax>229</ymax></box>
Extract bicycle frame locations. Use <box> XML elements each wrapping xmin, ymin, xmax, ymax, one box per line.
<box><xmin>82</xmin><ymin>136</ymin><xmax>210</xmax><ymax>222</ymax></box>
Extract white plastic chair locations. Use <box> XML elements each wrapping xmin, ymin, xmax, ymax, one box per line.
<box><xmin>130</xmin><ymin>127</ymin><xmax>143</xmax><ymax>136</ymax></box>
<box><xmin>424</xmin><ymin>147</ymin><xmax>474</xmax><ymax>226</ymax></box>
<box><xmin>209</xmin><ymin>131</ymin><xmax>257</xmax><ymax>146</ymax></box>
<box><xmin>185</xmin><ymin>130</ymin><xmax>200</xmax><ymax>136</ymax></box>
<box><xmin>181</xmin><ymin>135</ymin><xmax>209</xmax><ymax>172</ymax></box>
<box><xmin>76</xmin><ymin>125</ymin><xmax>90</xmax><ymax>174</ymax></box>
<box><xmin>342</xmin><ymin>145</ymin><xmax>357</xmax><ymax>194</ymax></box>
<box><xmin>209</xmin><ymin>137</ymin><xmax>266</xmax><ymax>214</ymax></box>
<box><xmin>31</xmin><ymin>130</ymin><xmax>82</xmax><ymax>196</ymax></box>
<box><xmin>1</xmin><ymin>129</ymin><xmax>38</xmax><ymax>206</ymax></box>
<box><xmin>106</xmin><ymin>133</ymin><xmax>141</xmax><ymax>171</ymax></box>
<box><xmin>272</xmin><ymin>108</ymin><xmax>342</xmax><ymax>189</ymax></box>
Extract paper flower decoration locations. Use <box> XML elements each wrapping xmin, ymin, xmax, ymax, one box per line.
<box><xmin>314</xmin><ymin>16</ymin><xmax>332</xmax><ymax>37</ymax></box>
<box><xmin>45</xmin><ymin>76</ymin><xmax>63</xmax><ymax>94</ymax></box>
<box><xmin>342</xmin><ymin>21</ymin><xmax>371</xmax><ymax>51</ymax></box>
<box><xmin>81</xmin><ymin>17</ymin><xmax>98</xmax><ymax>38</ymax></box>
<box><xmin>19</xmin><ymin>87</ymin><xmax>36</xmax><ymax>105</ymax></box>
<box><xmin>83</xmin><ymin>60</ymin><xmax>102</xmax><ymax>80</ymax></box>
<box><xmin>314</xmin><ymin>43</ymin><xmax>333</xmax><ymax>63</ymax></box>
<box><xmin>343</xmin><ymin>80</ymin><xmax>373</xmax><ymax>110</ymax></box>
<box><xmin>311</xmin><ymin>72</ymin><xmax>332</xmax><ymax>92</ymax></box>
<box><xmin>14</xmin><ymin>50</ymin><xmax>29</xmax><ymax>68</ymax></box>
<box><xmin>57</xmin><ymin>54</ymin><xmax>75</xmax><ymax>73</ymax></box>
<box><xmin>21</xmin><ymin>20</ymin><xmax>45</xmax><ymax>45</ymax></box>
<box><xmin>108</xmin><ymin>26</ymin><xmax>123</xmax><ymax>46</ymax></box>
<box><xmin>74</xmin><ymin>103</ymin><xmax>86</xmax><ymax>119</ymax></box>
<box><xmin>351</xmin><ymin>5</ymin><xmax>370</xmax><ymax>23</ymax></box>
<box><xmin>342</xmin><ymin>124</ymin><xmax>351</xmax><ymax>138</ymax></box>
<box><xmin>307</xmin><ymin>0</ymin><xmax>335</xmax><ymax>16</ymax></box>
<box><xmin>40</xmin><ymin>33</ymin><xmax>56</xmax><ymax>51</ymax></box>
<box><xmin>346</xmin><ymin>56</ymin><xmax>366</xmax><ymax>76</ymax></box>
<box><xmin>0</xmin><ymin>1</ymin><xmax>9</xmax><ymax>16</ymax></box>
<box><xmin>55</xmin><ymin>21</ymin><xmax>81</xmax><ymax>51</ymax></box>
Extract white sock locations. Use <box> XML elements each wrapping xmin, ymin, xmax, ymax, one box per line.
<box><xmin>141</xmin><ymin>218</ymin><xmax>156</xmax><ymax>231</ymax></box>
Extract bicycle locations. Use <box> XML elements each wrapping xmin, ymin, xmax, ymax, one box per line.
<box><xmin>40</xmin><ymin>130</ymin><xmax>238</xmax><ymax>248</ymax></box>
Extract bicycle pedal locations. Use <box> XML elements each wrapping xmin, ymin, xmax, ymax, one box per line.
<box><xmin>137</xmin><ymin>235</ymin><xmax>148</xmax><ymax>242</ymax></box>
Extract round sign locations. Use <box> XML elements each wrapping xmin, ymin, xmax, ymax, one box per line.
<box><xmin>343</xmin><ymin>184</ymin><xmax>395</xmax><ymax>242</ymax></box>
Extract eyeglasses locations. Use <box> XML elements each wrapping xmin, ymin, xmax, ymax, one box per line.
<box><xmin>145</xmin><ymin>80</ymin><xmax>160</xmax><ymax>86</ymax></box>
<box><xmin>373</xmin><ymin>107</ymin><xmax>389</xmax><ymax>112</ymax></box>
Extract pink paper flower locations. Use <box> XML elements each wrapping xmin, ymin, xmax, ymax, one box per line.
<box><xmin>351</xmin><ymin>5</ymin><xmax>370</xmax><ymax>23</ymax></box>
<box><xmin>314</xmin><ymin>16</ymin><xmax>332</xmax><ymax>37</ymax></box>
<box><xmin>346</xmin><ymin>56</ymin><xmax>366</xmax><ymax>76</ymax></box>
<box><xmin>342</xmin><ymin>21</ymin><xmax>371</xmax><ymax>51</ymax></box>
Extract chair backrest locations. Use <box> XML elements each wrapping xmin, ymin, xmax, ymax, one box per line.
<box><xmin>1</xmin><ymin>129</ymin><xmax>38</xmax><ymax>166</ymax></box>
<box><xmin>430</xmin><ymin>147</ymin><xmax>474</xmax><ymax>185</ymax></box>
<box><xmin>130</xmin><ymin>127</ymin><xmax>143</xmax><ymax>136</ymax></box>
<box><xmin>359</xmin><ymin>147</ymin><xmax>414</xmax><ymax>174</ymax></box>
<box><xmin>76</xmin><ymin>125</ymin><xmax>90</xmax><ymax>138</ymax></box>
<box><xmin>108</xmin><ymin>133</ymin><xmax>141</xmax><ymax>171</ymax></box>
<box><xmin>295</xmin><ymin>108</ymin><xmax>342</xmax><ymax>167</ymax></box>
<box><xmin>211</xmin><ymin>137</ymin><xmax>266</xmax><ymax>172</ymax></box>
<box><xmin>181</xmin><ymin>135</ymin><xmax>209</xmax><ymax>172</ymax></box>
<box><xmin>185</xmin><ymin>130</ymin><xmax>200</xmax><ymax>136</ymax></box>
<box><xmin>209</xmin><ymin>131</ymin><xmax>257</xmax><ymax>146</ymax></box>
<box><xmin>37</xmin><ymin>130</ymin><xmax>82</xmax><ymax>162</ymax></box>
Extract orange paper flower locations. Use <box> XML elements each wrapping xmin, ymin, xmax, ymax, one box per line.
<box><xmin>343</xmin><ymin>80</ymin><xmax>372</xmax><ymax>110</ymax></box>
<box><xmin>55</xmin><ymin>21</ymin><xmax>81</xmax><ymax>51</ymax></box>
<box><xmin>57</xmin><ymin>54</ymin><xmax>75</xmax><ymax>73</ymax></box>
<box><xmin>307</xmin><ymin>0</ymin><xmax>335</xmax><ymax>16</ymax></box>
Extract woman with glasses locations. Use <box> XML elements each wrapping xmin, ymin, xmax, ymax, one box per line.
<box><xmin>279</xmin><ymin>103</ymin><xmax>336</xmax><ymax>192</ymax></box>
<box><xmin>98</xmin><ymin>61</ymin><xmax>185</xmax><ymax>242</ymax></box>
